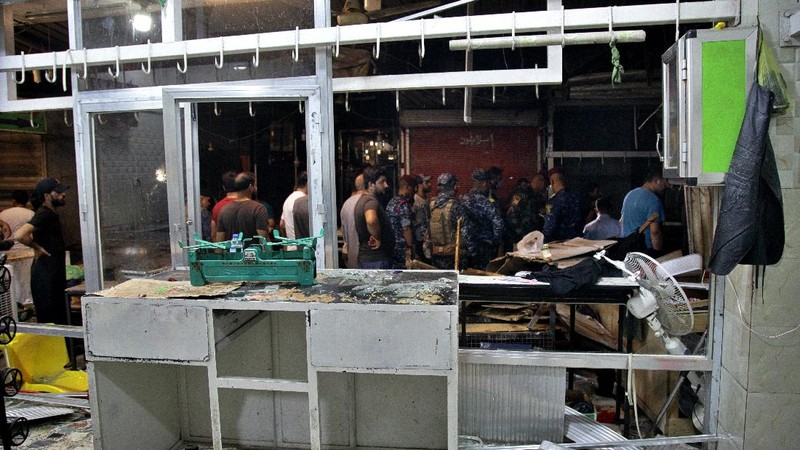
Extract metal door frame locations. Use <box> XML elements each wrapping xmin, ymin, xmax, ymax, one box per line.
<box><xmin>162</xmin><ymin>77</ymin><xmax>327</xmax><ymax>270</ymax></box>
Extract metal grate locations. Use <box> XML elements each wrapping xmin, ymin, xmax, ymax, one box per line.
<box><xmin>0</xmin><ymin>262</ymin><xmax>12</xmax><ymax>318</ymax></box>
<box><xmin>461</xmin><ymin>330</ymin><xmax>555</xmax><ymax>351</ymax></box>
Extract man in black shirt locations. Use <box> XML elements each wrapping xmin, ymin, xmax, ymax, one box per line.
<box><xmin>215</xmin><ymin>172</ymin><xmax>269</xmax><ymax>242</ymax></box>
<box><xmin>14</xmin><ymin>177</ymin><xmax>69</xmax><ymax>324</ymax></box>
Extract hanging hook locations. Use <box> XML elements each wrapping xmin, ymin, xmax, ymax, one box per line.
<box><xmin>61</xmin><ymin>49</ymin><xmax>70</xmax><ymax>92</ymax></box>
<box><xmin>13</xmin><ymin>52</ymin><xmax>25</xmax><ymax>84</ymax></box>
<box><xmin>64</xmin><ymin>109</ymin><xmax>71</xmax><ymax>126</ymax></box>
<box><xmin>396</xmin><ymin>91</ymin><xmax>400</xmax><ymax>112</ymax></box>
<box><xmin>142</xmin><ymin>39</ymin><xmax>152</xmax><ymax>74</ymax></box>
<box><xmin>511</xmin><ymin>11</ymin><xmax>516</xmax><ymax>51</ymax></box>
<box><xmin>534</xmin><ymin>63</ymin><xmax>540</xmax><ymax>99</ymax></box>
<box><xmin>177</xmin><ymin>42</ymin><xmax>188</xmax><ymax>74</ymax></box>
<box><xmin>108</xmin><ymin>46</ymin><xmax>120</xmax><ymax>78</ymax></box>
<box><xmin>373</xmin><ymin>23</ymin><xmax>381</xmax><ymax>59</ymax></box>
<box><xmin>292</xmin><ymin>26</ymin><xmax>300</xmax><ymax>62</ymax></box>
<box><xmin>418</xmin><ymin>19</ymin><xmax>425</xmax><ymax>59</ymax></box>
<box><xmin>252</xmin><ymin>35</ymin><xmax>260</xmax><ymax>67</ymax></box>
<box><xmin>465</xmin><ymin>16</ymin><xmax>471</xmax><ymax>51</ymax></box>
<box><xmin>561</xmin><ymin>6</ymin><xmax>566</xmax><ymax>46</ymax></box>
<box><xmin>79</xmin><ymin>48</ymin><xmax>88</xmax><ymax>79</ymax></box>
<box><xmin>345</xmin><ymin>93</ymin><xmax>351</xmax><ymax>112</ymax></box>
<box><xmin>249</xmin><ymin>102</ymin><xmax>256</xmax><ymax>117</ymax></box>
<box><xmin>492</xmin><ymin>86</ymin><xmax>496</xmax><ymax>104</ymax></box>
<box><xmin>97</xmin><ymin>114</ymin><xmax>107</xmax><ymax>125</ymax></box>
<box><xmin>214</xmin><ymin>38</ymin><xmax>224</xmax><ymax>69</ymax></box>
<box><xmin>442</xmin><ymin>88</ymin><xmax>446</xmax><ymax>106</ymax></box>
<box><xmin>45</xmin><ymin>51</ymin><xmax>58</xmax><ymax>83</ymax></box>
<box><xmin>29</xmin><ymin>112</ymin><xmax>38</xmax><ymax>129</ymax></box>
<box><xmin>298</xmin><ymin>101</ymin><xmax>304</xmax><ymax>114</ymax></box>
<box><xmin>334</xmin><ymin>25</ymin><xmax>340</xmax><ymax>58</ymax></box>
<box><xmin>608</xmin><ymin>6</ymin><xmax>616</xmax><ymax>43</ymax></box>
<box><xmin>133</xmin><ymin>112</ymin><xmax>139</xmax><ymax>123</ymax></box>
<box><xmin>214</xmin><ymin>102</ymin><xmax>221</xmax><ymax>116</ymax></box>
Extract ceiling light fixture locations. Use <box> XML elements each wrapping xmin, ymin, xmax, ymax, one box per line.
<box><xmin>132</xmin><ymin>13</ymin><xmax>152</xmax><ymax>32</ymax></box>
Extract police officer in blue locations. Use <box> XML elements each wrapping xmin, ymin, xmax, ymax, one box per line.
<box><xmin>542</xmin><ymin>171</ymin><xmax>583</xmax><ymax>242</ymax></box>
<box><xmin>460</xmin><ymin>168</ymin><xmax>504</xmax><ymax>270</ymax></box>
<box><xmin>424</xmin><ymin>173</ymin><xmax>465</xmax><ymax>270</ymax></box>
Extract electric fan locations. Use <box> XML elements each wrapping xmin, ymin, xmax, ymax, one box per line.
<box><xmin>594</xmin><ymin>250</ymin><xmax>705</xmax><ymax>430</ymax></box>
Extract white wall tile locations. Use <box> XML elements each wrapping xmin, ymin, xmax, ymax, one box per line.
<box><xmin>744</xmin><ymin>392</ymin><xmax>800</xmax><ymax>449</ymax></box>
<box><xmin>718</xmin><ymin>367</ymin><xmax>748</xmax><ymax>438</ymax></box>
<box><xmin>724</xmin><ymin>265</ymin><xmax>753</xmax><ymax>319</ymax></box>
<box><xmin>746</xmin><ymin>324</ymin><xmax>800</xmax><ymax>393</ymax></box>
<box><xmin>751</xmin><ymin>259</ymin><xmax>800</xmax><ymax>327</ymax></box>
<box><xmin>722</xmin><ymin>311</ymin><xmax>751</xmax><ymax>388</ymax></box>
<box><xmin>779</xmin><ymin>190</ymin><xmax>800</xmax><ymax>258</ymax></box>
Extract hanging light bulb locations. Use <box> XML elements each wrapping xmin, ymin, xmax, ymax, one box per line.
<box><xmin>132</xmin><ymin>13</ymin><xmax>153</xmax><ymax>32</ymax></box>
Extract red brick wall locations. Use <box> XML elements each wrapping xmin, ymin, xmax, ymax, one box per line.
<box><xmin>408</xmin><ymin>127</ymin><xmax>541</xmax><ymax>203</ymax></box>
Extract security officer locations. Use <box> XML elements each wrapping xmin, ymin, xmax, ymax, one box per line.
<box><xmin>460</xmin><ymin>168</ymin><xmax>504</xmax><ymax>270</ymax></box>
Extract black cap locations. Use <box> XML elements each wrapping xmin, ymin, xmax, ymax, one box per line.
<box><xmin>471</xmin><ymin>168</ymin><xmax>490</xmax><ymax>181</ymax></box>
<box><xmin>34</xmin><ymin>177</ymin><xmax>69</xmax><ymax>196</ymax></box>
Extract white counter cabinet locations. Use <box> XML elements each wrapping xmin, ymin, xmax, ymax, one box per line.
<box><xmin>83</xmin><ymin>270</ymin><xmax>459</xmax><ymax>450</ymax></box>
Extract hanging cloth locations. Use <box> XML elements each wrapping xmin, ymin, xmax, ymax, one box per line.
<box><xmin>708</xmin><ymin>83</ymin><xmax>784</xmax><ymax>275</ymax></box>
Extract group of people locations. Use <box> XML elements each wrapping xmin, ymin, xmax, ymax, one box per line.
<box><xmin>338</xmin><ymin>166</ymin><xmax>671</xmax><ymax>271</ymax></box>
<box><xmin>203</xmin><ymin>170</ymin><xmax>309</xmax><ymax>245</ymax></box>
<box><xmin>0</xmin><ymin>178</ymin><xmax>72</xmax><ymax>325</ymax></box>
<box><xmin>339</xmin><ymin>167</ymin><xmax>506</xmax><ymax>271</ymax></box>
<box><xmin>0</xmin><ymin>168</ymin><xmax>670</xmax><ymax>324</ymax></box>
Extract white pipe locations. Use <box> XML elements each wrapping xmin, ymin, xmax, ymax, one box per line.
<box><xmin>449</xmin><ymin>30</ymin><xmax>646</xmax><ymax>50</ymax></box>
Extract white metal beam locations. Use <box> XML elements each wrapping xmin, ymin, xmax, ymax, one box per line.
<box><xmin>0</xmin><ymin>1</ymin><xmax>738</xmax><ymax>73</ymax></box>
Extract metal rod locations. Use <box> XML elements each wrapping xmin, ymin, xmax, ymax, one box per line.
<box><xmin>450</xmin><ymin>30</ymin><xmax>646</xmax><ymax>50</ymax></box>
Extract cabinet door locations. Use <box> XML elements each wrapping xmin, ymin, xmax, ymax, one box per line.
<box><xmin>85</xmin><ymin>301</ymin><xmax>210</xmax><ymax>362</ymax></box>
<box><xmin>309</xmin><ymin>309</ymin><xmax>453</xmax><ymax>370</ymax></box>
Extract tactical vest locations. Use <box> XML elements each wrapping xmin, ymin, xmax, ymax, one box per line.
<box><xmin>429</xmin><ymin>198</ymin><xmax>456</xmax><ymax>256</ymax></box>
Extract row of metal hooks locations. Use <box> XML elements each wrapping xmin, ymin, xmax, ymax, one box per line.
<box><xmin>11</xmin><ymin>7</ymin><xmax>570</xmax><ymax>88</ymax></box>
<box><xmin>12</xmin><ymin>31</ymin><xmax>305</xmax><ymax>88</ymax></box>
<box><xmin>209</xmin><ymin>101</ymin><xmax>304</xmax><ymax>117</ymax></box>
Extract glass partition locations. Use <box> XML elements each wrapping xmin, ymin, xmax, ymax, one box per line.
<box><xmin>93</xmin><ymin>110</ymin><xmax>171</xmax><ymax>283</ymax></box>
<box><xmin>81</xmin><ymin>0</ymin><xmax>163</xmax><ymax>48</ymax></box>
<box><xmin>182</xmin><ymin>0</ymin><xmax>313</xmax><ymax>40</ymax></box>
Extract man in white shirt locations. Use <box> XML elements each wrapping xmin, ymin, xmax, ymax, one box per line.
<box><xmin>0</xmin><ymin>190</ymin><xmax>35</xmax><ymax>308</ymax></box>
<box><xmin>582</xmin><ymin>197</ymin><xmax>621</xmax><ymax>240</ymax></box>
<box><xmin>280</xmin><ymin>171</ymin><xmax>308</xmax><ymax>244</ymax></box>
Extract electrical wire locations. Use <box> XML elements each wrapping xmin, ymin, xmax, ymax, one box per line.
<box><xmin>626</xmin><ymin>353</ymin><xmax>643</xmax><ymax>439</ymax></box>
<box><xmin>727</xmin><ymin>275</ymin><xmax>800</xmax><ymax>340</ymax></box>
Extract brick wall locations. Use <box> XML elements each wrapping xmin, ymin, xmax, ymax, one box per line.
<box><xmin>408</xmin><ymin>127</ymin><xmax>540</xmax><ymax>202</ymax></box>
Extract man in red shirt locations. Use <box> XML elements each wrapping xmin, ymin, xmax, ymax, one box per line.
<box><xmin>210</xmin><ymin>171</ymin><xmax>237</xmax><ymax>239</ymax></box>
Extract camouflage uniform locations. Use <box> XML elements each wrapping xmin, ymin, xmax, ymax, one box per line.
<box><xmin>386</xmin><ymin>194</ymin><xmax>414</xmax><ymax>269</ymax></box>
<box><xmin>425</xmin><ymin>191</ymin><xmax>466</xmax><ymax>270</ymax></box>
<box><xmin>543</xmin><ymin>189</ymin><xmax>583</xmax><ymax>242</ymax></box>
<box><xmin>504</xmin><ymin>186</ymin><xmax>544</xmax><ymax>250</ymax></box>
<box><xmin>460</xmin><ymin>188</ymin><xmax>504</xmax><ymax>270</ymax></box>
<box><xmin>412</xmin><ymin>193</ymin><xmax>431</xmax><ymax>263</ymax></box>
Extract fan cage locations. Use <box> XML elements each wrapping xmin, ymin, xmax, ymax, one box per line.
<box><xmin>623</xmin><ymin>252</ymin><xmax>694</xmax><ymax>336</ymax></box>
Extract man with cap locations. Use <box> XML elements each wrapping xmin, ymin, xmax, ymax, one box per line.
<box><xmin>424</xmin><ymin>173</ymin><xmax>465</xmax><ymax>270</ymax></box>
<box><xmin>14</xmin><ymin>177</ymin><xmax>70</xmax><ymax>324</ymax></box>
<box><xmin>386</xmin><ymin>174</ymin><xmax>418</xmax><ymax>269</ymax></box>
<box><xmin>460</xmin><ymin>169</ymin><xmax>504</xmax><ymax>270</ymax></box>
<box><xmin>412</xmin><ymin>174</ymin><xmax>432</xmax><ymax>264</ymax></box>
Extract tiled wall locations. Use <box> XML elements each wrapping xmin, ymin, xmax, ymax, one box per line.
<box><xmin>718</xmin><ymin>1</ymin><xmax>800</xmax><ymax>448</ymax></box>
